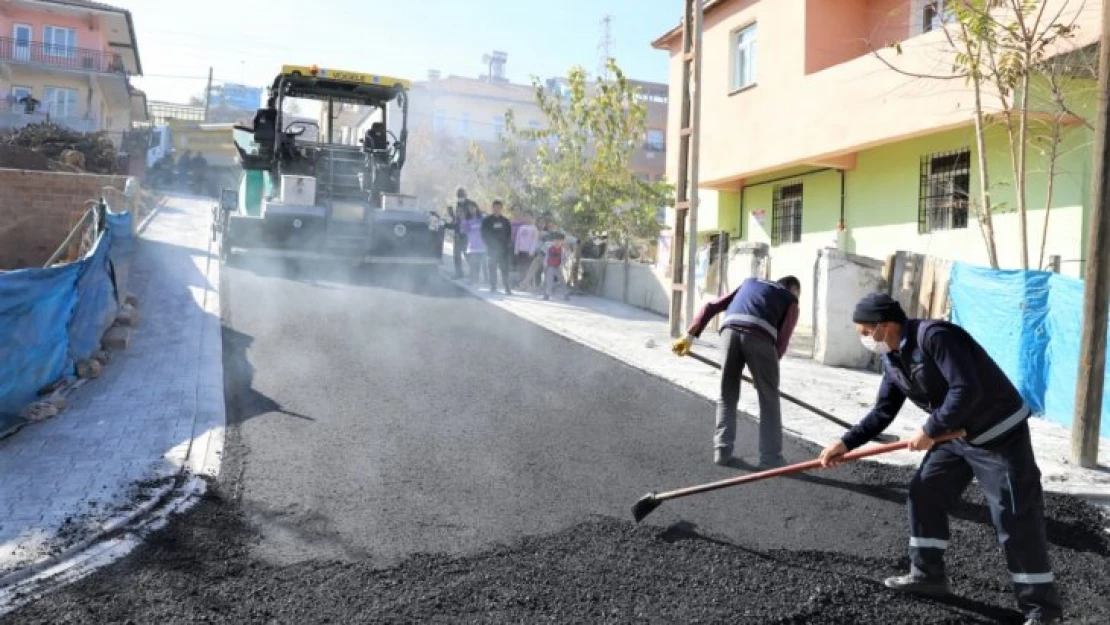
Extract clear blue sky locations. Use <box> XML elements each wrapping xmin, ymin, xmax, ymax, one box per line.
<box><xmin>109</xmin><ymin>0</ymin><xmax>680</xmax><ymax>104</ymax></box>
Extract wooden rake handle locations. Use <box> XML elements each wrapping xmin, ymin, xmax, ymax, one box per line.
<box><xmin>653</xmin><ymin>430</ymin><xmax>965</xmax><ymax>503</ymax></box>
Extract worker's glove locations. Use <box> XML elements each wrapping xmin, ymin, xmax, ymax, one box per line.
<box><xmin>671</xmin><ymin>335</ymin><xmax>694</xmax><ymax>357</ymax></box>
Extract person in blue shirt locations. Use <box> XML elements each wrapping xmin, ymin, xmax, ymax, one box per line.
<box><xmin>818</xmin><ymin>293</ymin><xmax>1061</xmax><ymax>625</ymax></box>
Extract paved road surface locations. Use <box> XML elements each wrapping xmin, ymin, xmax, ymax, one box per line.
<box><xmin>5</xmin><ymin>250</ymin><xmax>1108</xmax><ymax>624</ymax></box>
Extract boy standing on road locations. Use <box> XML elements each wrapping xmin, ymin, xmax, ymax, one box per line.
<box><xmin>449</xmin><ymin>187</ymin><xmax>476</xmax><ymax>280</ymax></box>
<box><xmin>542</xmin><ymin>234</ymin><xmax>570</xmax><ymax>301</ymax></box>
<box><xmin>482</xmin><ymin>200</ymin><xmax>513</xmax><ymax>295</ymax></box>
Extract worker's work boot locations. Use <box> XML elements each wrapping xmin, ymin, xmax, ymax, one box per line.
<box><xmin>1023</xmin><ymin>617</ymin><xmax>1062</xmax><ymax>625</ymax></box>
<box><xmin>713</xmin><ymin>449</ymin><xmax>733</xmax><ymax>466</ymax></box>
<box><xmin>883</xmin><ymin>573</ymin><xmax>950</xmax><ymax>597</ymax></box>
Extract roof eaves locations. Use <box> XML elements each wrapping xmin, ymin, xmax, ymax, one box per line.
<box><xmin>651</xmin><ymin>0</ymin><xmax>732</xmax><ymax>50</ymax></box>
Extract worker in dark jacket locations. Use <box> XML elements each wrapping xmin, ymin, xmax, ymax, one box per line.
<box><xmin>672</xmin><ymin>276</ymin><xmax>801</xmax><ymax>468</ymax></box>
<box><xmin>818</xmin><ymin>293</ymin><xmax>1061</xmax><ymax>625</ymax></box>
<box><xmin>481</xmin><ymin>199</ymin><xmax>513</xmax><ymax>295</ymax></box>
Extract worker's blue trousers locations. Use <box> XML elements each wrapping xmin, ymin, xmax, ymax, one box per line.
<box><xmin>906</xmin><ymin>421</ymin><xmax>1062</xmax><ymax>621</ymax></box>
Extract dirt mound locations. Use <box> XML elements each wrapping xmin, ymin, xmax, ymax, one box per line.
<box><xmin>5</xmin><ymin>484</ymin><xmax>1109</xmax><ymax>625</ymax></box>
<box><xmin>0</xmin><ymin>122</ymin><xmax>117</xmax><ymax>174</ymax></box>
<box><xmin>0</xmin><ymin>145</ymin><xmax>66</xmax><ymax>172</ymax></box>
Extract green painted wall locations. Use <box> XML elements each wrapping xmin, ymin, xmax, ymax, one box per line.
<box><xmin>737</xmin><ymin>167</ymin><xmax>842</xmax><ymax>245</ymax></box>
<box><xmin>725</xmin><ymin>116</ymin><xmax>1093</xmax><ymax>271</ymax></box>
<box><xmin>717</xmin><ymin>77</ymin><xmax>1097</xmax><ymax>272</ymax></box>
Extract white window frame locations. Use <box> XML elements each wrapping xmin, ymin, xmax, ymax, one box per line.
<box><xmin>12</xmin><ymin>24</ymin><xmax>32</xmax><ymax>61</ymax></box>
<box><xmin>730</xmin><ymin>22</ymin><xmax>757</xmax><ymax>92</ymax></box>
<box><xmin>43</xmin><ymin>25</ymin><xmax>77</xmax><ymax>58</ymax></box>
<box><xmin>492</xmin><ymin>114</ymin><xmax>505</xmax><ymax>138</ymax></box>
<box><xmin>433</xmin><ymin>109</ymin><xmax>446</xmax><ymax>133</ymax></box>
<box><xmin>460</xmin><ymin>111</ymin><xmax>471</xmax><ymax>136</ymax></box>
<box><xmin>43</xmin><ymin>86</ymin><xmax>79</xmax><ymax>118</ymax></box>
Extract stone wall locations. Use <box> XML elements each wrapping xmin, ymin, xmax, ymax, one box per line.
<box><xmin>0</xmin><ymin>169</ymin><xmax>128</xmax><ymax>270</ymax></box>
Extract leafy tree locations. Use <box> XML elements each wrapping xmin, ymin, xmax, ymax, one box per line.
<box><xmin>474</xmin><ymin>59</ymin><xmax>671</xmax><ymax>286</ymax></box>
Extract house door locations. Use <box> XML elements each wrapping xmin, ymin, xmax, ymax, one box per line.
<box><xmin>13</xmin><ymin>24</ymin><xmax>32</xmax><ymax>61</ymax></box>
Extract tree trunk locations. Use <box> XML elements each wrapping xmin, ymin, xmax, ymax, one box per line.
<box><xmin>622</xmin><ymin>235</ymin><xmax>631</xmax><ymax>305</ymax></box>
<box><xmin>1038</xmin><ymin>115</ymin><xmax>1063</xmax><ymax>270</ymax></box>
<box><xmin>966</xmin><ymin>32</ymin><xmax>1000</xmax><ymax>269</ymax></box>
<box><xmin>1015</xmin><ymin>68</ymin><xmax>1032</xmax><ymax>270</ymax></box>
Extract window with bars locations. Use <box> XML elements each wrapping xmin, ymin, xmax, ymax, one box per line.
<box><xmin>771</xmin><ymin>183</ymin><xmax>803</xmax><ymax>245</ymax></box>
<box><xmin>919</xmin><ymin>149</ymin><xmax>971</xmax><ymax>233</ymax></box>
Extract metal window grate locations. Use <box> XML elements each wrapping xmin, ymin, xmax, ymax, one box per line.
<box><xmin>772</xmin><ymin>183</ymin><xmax>803</xmax><ymax>245</ymax></box>
<box><xmin>919</xmin><ymin>149</ymin><xmax>970</xmax><ymax>234</ymax></box>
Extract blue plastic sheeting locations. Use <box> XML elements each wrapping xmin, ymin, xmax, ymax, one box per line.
<box><xmin>0</xmin><ymin>263</ymin><xmax>80</xmax><ymax>431</ymax></box>
<box><xmin>949</xmin><ymin>262</ymin><xmax>1110</xmax><ymax>438</ymax></box>
<box><xmin>0</xmin><ymin>207</ymin><xmax>134</xmax><ymax>432</ymax></box>
<box><xmin>949</xmin><ymin>263</ymin><xmax>1050</xmax><ymax>415</ymax></box>
<box><xmin>106</xmin><ymin>210</ymin><xmax>134</xmax><ymax>251</ymax></box>
<box><xmin>1044</xmin><ymin>274</ymin><xmax>1110</xmax><ymax>438</ymax></box>
<box><xmin>67</xmin><ymin>232</ymin><xmax>119</xmax><ymax>365</ymax></box>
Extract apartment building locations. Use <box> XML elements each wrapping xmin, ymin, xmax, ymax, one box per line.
<box><xmin>653</xmin><ymin>0</ymin><xmax>1100</xmax><ymax>331</ymax></box>
<box><xmin>0</xmin><ymin>0</ymin><xmax>145</xmax><ymax>143</ymax></box>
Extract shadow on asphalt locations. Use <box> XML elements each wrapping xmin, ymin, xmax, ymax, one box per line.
<box><xmin>221</xmin><ymin>326</ymin><xmax>316</xmax><ymax>424</ymax></box>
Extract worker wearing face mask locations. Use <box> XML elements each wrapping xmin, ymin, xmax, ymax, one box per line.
<box><xmin>816</xmin><ymin>292</ymin><xmax>1061</xmax><ymax>625</ymax></box>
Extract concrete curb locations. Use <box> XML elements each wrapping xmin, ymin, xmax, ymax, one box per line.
<box><xmin>0</xmin><ymin>197</ymin><xmax>227</xmax><ymax>610</ymax></box>
<box><xmin>0</xmin><ymin>477</ymin><xmax>208</xmax><ymax>616</ymax></box>
<box><xmin>0</xmin><ymin>480</ymin><xmax>176</xmax><ymax>590</ymax></box>
<box><xmin>134</xmin><ymin>194</ymin><xmax>167</xmax><ymax>237</ymax></box>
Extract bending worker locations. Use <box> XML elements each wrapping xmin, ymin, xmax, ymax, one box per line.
<box><xmin>818</xmin><ymin>293</ymin><xmax>1061</xmax><ymax>625</ymax></box>
<box><xmin>672</xmin><ymin>276</ymin><xmax>801</xmax><ymax>469</ymax></box>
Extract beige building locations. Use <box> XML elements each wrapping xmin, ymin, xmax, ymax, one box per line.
<box><xmin>0</xmin><ymin>0</ymin><xmax>146</xmax><ymax>145</ymax></box>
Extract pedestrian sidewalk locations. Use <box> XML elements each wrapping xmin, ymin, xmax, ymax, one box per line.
<box><xmin>0</xmin><ymin>193</ymin><xmax>224</xmax><ymax>591</ymax></box>
<box><xmin>448</xmin><ymin>274</ymin><xmax>1110</xmax><ymax>507</ymax></box>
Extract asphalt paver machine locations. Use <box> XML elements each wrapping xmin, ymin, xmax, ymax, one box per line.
<box><xmin>214</xmin><ymin>64</ymin><xmax>445</xmax><ymax>267</ymax></box>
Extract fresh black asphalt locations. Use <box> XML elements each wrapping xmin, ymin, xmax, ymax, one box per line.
<box><xmin>5</xmin><ymin>258</ymin><xmax>1109</xmax><ymax>624</ymax></box>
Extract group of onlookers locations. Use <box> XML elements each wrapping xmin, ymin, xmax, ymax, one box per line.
<box><xmin>447</xmin><ymin>187</ymin><xmax>571</xmax><ymax>300</ymax></box>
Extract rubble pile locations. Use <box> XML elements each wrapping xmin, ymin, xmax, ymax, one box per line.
<box><xmin>0</xmin><ymin>123</ymin><xmax>118</xmax><ymax>174</ymax></box>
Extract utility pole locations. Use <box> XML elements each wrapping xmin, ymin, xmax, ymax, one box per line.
<box><xmin>1072</xmin><ymin>0</ymin><xmax>1110</xmax><ymax>468</ymax></box>
<box><xmin>202</xmin><ymin>66</ymin><xmax>213</xmax><ymax>122</ymax></box>
<box><xmin>669</xmin><ymin>0</ymin><xmax>703</xmax><ymax>337</ymax></box>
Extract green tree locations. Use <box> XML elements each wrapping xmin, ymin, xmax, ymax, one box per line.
<box><xmin>495</xmin><ymin>59</ymin><xmax>671</xmax><ymax>286</ymax></box>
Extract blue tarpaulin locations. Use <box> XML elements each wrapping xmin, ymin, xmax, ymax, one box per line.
<box><xmin>0</xmin><ymin>263</ymin><xmax>80</xmax><ymax>430</ymax></box>
<box><xmin>0</xmin><ymin>205</ymin><xmax>133</xmax><ymax>433</ymax></box>
<box><xmin>67</xmin><ymin>232</ymin><xmax>119</xmax><ymax>365</ymax></box>
<box><xmin>949</xmin><ymin>262</ymin><xmax>1110</xmax><ymax>438</ymax></box>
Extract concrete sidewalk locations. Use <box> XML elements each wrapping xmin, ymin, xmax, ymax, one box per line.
<box><xmin>447</xmin><ymin>270</ymin><xmax>1110</xmax><ymax>507</ymax></box>
<box><xmin>0</xmin><ymin>193</ymin><xmax>224</xmax><ymax>595</ymax></box>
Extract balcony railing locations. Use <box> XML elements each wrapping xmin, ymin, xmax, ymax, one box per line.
<box><xmin>0</xmin><ymin>38</ymin><xmax>125</xmax><ymax>75</ymax></box>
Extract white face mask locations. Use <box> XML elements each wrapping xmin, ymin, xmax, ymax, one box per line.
<box><xmin>861</xmin><ymin>326</ymin><xmax>891</xmax><ymax>355</ymax></box>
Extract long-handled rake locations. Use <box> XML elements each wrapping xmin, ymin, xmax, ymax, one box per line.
<box><xmin>685</xmin><ymin>350</ymin><xmax>899</xmax><ymax>444</ymax></box>
<box><xmin>632</xmin><ymin>430</ymin><xmax>964</xmax><ymax>522</ymax></box>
